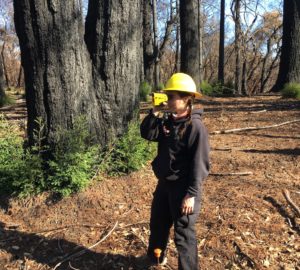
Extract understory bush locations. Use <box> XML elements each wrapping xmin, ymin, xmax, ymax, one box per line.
<box><xmin>281</xmin><ymin>83</ymin><xmax>300</xmax><ymax>99</ymax></box>
<box><xmin>140</xmin><ymin>81</ymin><xmax>152</xmax><ymax>101</ymax></box>
<box><xmin>200</xmin><ymin>81</ymin><xmax>234</xmax><ymax>96</ymax></box>
<box><xmin>0</xmin><ymin>115</ymin><xmax>156</xmax><ymax>197</ymax></box>
<box><xmin>0</xmin><ymin>93</ymin><xmax>15</xmax><ymax>107</ymax></box>
<box><xmin>99</xmin><ymin>121</ymin><xmax>156</xmax><ymax>176</ymax></box>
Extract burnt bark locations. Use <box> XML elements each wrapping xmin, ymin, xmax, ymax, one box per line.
<box><xmin>234</xmin><ymin>0</ymin><xmax>242</xmax><ymax>95</ymax></box>
<box><xmin>272</xmin><ymin>0</ymin><xmax>300</xmax><ymax>91</ymax></box>
<box><xmin>143</xmin><ymin>0</ymin><xmax>155</xmax><ymax>84</ymax></box>
<box><xmin>13</xmin><ymin>0</ymin><xmax>142</xmax><ymax>146</ymax></box>
<box><xmin>180</xmin><ymin>0</ymin><xmax>200</xmax><ymax>87</ymax></box>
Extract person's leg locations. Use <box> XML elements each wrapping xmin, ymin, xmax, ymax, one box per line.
<box><xmin>169</xmin><ymin>185</ymin><xmax>201</xmax><ymax>270</ymax></box>
<box><xmin>147</xmin><ymin>182</ymin><xmax>173</xmax><ymax>263</ymax></box>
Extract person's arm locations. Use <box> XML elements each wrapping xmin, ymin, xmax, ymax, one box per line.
<box><xmin>186</xmin><ymin>121</ymin><xmax>210</xmax><ymax>197</ymax></box>
<box><xmin>140</xmin><ymin>109</ymin><xmax>163</xmax><ymax>142</ymax></box>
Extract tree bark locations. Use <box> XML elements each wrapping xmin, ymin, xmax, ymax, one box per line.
<box><xmin>14</xmin><ymin>0</ymin><xmax>142</xmax><ymax>147</ymax></box>
<box><xmin>152</xmin><ymin>0</ymin><xmax>160</xmax><ymax>88</ymax></box>
<box><xmin>143</xmin><ymin>0</ymin><xmax>155</xmax><ymax>84</ymax></box>
<box><xmin>272</xmin><ymin>0</ymin><xmax>300</xmax><ymax>91</ymax></box>
<box><xmin>218</xmin><ymin>0</ymin><xmax>225</xmax><ymax>84</ymax></box>
<box><xmin>0</xmin><ymin>50</ymin><xmax>5</xmax><ymax>102</ymax></box>
<box><xmin>180</xmin><ymin>0</ymin><xmax>200</xmax><ymax>87</ymax></box>
<box><xmin>234</xmin><ymin>0</ymin><xmax>242</xmax><ymax>95</ymax></box>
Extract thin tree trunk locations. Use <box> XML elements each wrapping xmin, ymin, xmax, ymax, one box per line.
<box><xmin>198</xmin><ymin>0</ymin><xmax>203</xmax><ymax>83</ymax></box>
<box><xmin>175</xmin><ymin>0</ymin><xmax>180</xmax><ymax>72</ymax></box>
<box><xmin>152</xmin><ymin>0</ymin><xmax>160</xmax><ymax>88</ymax></box>
<box><xmin>234</xmin><ymin>0</ymin><xmax>242</xmax><ymax>95</ymax></box>
<box><xmin>0</xmin><ymin>51</ymin><xmax>5</xmax><ymax>102</ymax></box>
<box><xmin>1</xmin><ymin>43</ymin><xmax>9</xmax><ymax>88</ymax></box>
<box><xmin>17</xmin><ymin>65</ymin><xmax>23</xmax><ymax>88</ymax></box>
<box><xmin>218</xmin><ymin>0</ymin><xmax>225</xmax><ymax>84</ymax></box>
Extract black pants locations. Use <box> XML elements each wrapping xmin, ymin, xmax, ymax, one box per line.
<box><xmin>147</xmin><ymin>180</ymin><xmax>201</xmax><ymax>270</ymax></box>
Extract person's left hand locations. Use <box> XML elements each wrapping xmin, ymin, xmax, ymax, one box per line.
<box><xmin>181</xmin><ymin>195</ymin><xmax>195</xmax><ymax>215</ymax></box>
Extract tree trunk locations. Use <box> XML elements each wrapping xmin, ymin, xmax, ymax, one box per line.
<box><xmin>0</xmin><ymin>51</ymin><xmax>5</xmax><ymax>102</ymax></box>
<box><xmin>198</xmin><ymin>0</ymin><xmax>203</xmax><ymax>83</ymax></box>
<box><xmin>152</xmin><ymin>0</ymin><xmax>160</xmax><ymax>88</ymax></box>
<box><xmin>218</xmin><ymin>0</ymin><xmax>225</xmax><ymax>84</ymax></box>
<box><xmin>1</xmin><ymin>43</ymin><xmax>9</xmax><ymax>88</ymax></box>
<box><xmin>272</xmin><ymin>0</ymin><xmax>300</xmax><ymax>91</ymax></box>
<box><xmin>14</xmin><ymin>0</ymin><xmax>142</xmax><ymax>146</ymax></box>
<box><xmin>143</xmin><ymin>0</ymin><xmax>154</xmax><ymax>84</ymax></box>
<box><xmin>234</xmin><ymin>0</ymin><xmax>242</xmax><ymax>95</ymax></box>
<box><xmin>175</xmin><ymin>0</ymin><xmax>180</xmax><ymax>72</ymax></box>
<box><xmin>180</xmin><ymin>0</ymin><xmax>200</xmax><ymax>87</ymax></box>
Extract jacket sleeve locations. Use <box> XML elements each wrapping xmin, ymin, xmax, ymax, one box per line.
<box><xmin>186</xmin><ymin>121</ymin><xmax>210</xmax><ymax>197</ymax></box>
<box><xmin>140</xmin><ymin>110</ymin><xmax>163</xmax><ymax>142</ymax></box>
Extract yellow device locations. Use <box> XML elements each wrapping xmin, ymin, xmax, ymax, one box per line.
<box><xmin>152</xmin><ymin>92</ymin><xmax>168</xmax><ymax>106</ymax></box>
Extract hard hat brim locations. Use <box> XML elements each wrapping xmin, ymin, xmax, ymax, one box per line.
<box><xmin>163</xmin><ymin>88</ymin><xmax>202</xmax><ymax>99</ymax></box>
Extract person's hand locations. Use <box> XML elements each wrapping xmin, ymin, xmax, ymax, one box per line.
<box><xmin>181</xmin><ymin>195</ymin><xmax>195</xmax><ymax>215</ymax></box>
<box><xmin>153</xmin><ymin>102</ymin><xmax>168</xmax><ymax>116</ymax></box>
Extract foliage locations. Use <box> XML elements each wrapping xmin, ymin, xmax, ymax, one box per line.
<box><xmin>200</xmin><ymin>81</ymin><xmax>234</xmax><ymax>97</ymax></box>
<box><xmin>0</xmin><ymin>116</ymin><xmax>156</xmax><ymax>197</ymax></box>
<box><xmin>100</xmin><ymin>121</ymin><xmax>156</xmax><ymax>176</ymax></box>
<box><xmin>200</xmin><ymin>81</ymin><xmax>213</xmax><ymax>96</ymax></box>
<box><xmin>0</xmin><ymin>93</ymin><xmax>15</xmax><ymax>107</ymax></box>
<box><xmin>157</xmin><ymin>82</ymin><xmax>165</xmax><ymax>91</ymax></box>
<box><xmin>0</xmin><ymin>115</ymin><xmax>44</xmax><ymax>196</ymax></box>
<box><xmin>140</xmin><ymin>81</ymin><xmax>152</xmax><ymax>102</ymax></box>
<box><xmin>46</xmin><ymin>116</ymin><xmax>100</xmax><ymax>197</ymax></box>
<box><xmin>281</xmin><ymin>83</ymin><xmax>300</xmax><ymax>99</ymax></box>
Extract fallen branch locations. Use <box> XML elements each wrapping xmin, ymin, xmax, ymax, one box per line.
<box><xmin>210</xmin><ymin>171</ymin><xmax>253</xmax><ymax>176</ymax></box>
<box><xmin>282</xmin><ymin>189</ymin><xmax>300</xmax><ymax>217</ymax></box>
<box><xmin>53</xmin><ymin>221</ymin><xmax>118</xmax><ymax>270</ymax></box>
<box><xmin>250</xmin><ymin>109</ymin><xmax>267</xmax><ymax>114</ymax></box>
<box><xmin>210</xmin><ymin>119</ymin><xmax>300</xmax><ymax>135</ymax></box>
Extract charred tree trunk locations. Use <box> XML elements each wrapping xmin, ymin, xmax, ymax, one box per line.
<box><xmin>14</xmin><ymin>0</ymin><xmax>142</xmax><ymax>146</ymax></box>
<box><xmin>272</xmin><ymin>0</ymin><xmax>300</xmax><ymax>91</ymax></box>
<box><xmin>218</xmin><ymin>0</ymin><xmax>225</xmax><ymax>84</ymax></box>
<box><xmin>152</xmin><ymin>0</ymin><xmax>160</xmax><ymax>88</ymax></box>
<box><xmin>180</xmin><ymin>0</ymin><xmax>200</xmax><ymax>87</ymax></box>
<box><xmin>143</xmin><ymin>0</ymin><xmax>154</xmax><ymax>84</ymax></box>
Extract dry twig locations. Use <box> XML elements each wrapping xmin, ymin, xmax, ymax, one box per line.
<box><xmin>53</xmin><ymin>221</ymin><xmax>118</xmax><ymax>270</ymax></box>
<box><xmin>282</xmin><ymin>189</ymin><xmax>300</xmax><ymax>217</ymax></box>
<box><xmin>210</xmin><ymin>119</ymin><xmax>300</xmax><ymax>134</ymax></box>
<box><xmin>210</xmin><ymin>171</ymin><xmax>253</xmax><ymax>176</ymax></box>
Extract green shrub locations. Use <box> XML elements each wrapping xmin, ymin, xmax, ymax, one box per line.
<box><xmin>0</xmin><ymin>115</ymin><xmax>44</xmax><ymax>196</ymax></box>
<box><xmin>0</xmin><ymin>93</ymin><xmax>15</xmax><ymax>107</ymax></box>
<box><xmin>157</xmin><ymin>82</ymin><xmax>165</xmax><ymax>91</ymax></box>
<box><xmin>47</xmin><ymin>117</ymin><xmax>100</xmax><ymax>197</ymax></box>
<box><xmin>282</xmin><ymin>83</ymin><xmax>300</xmax><ymax>99</ymax></box>
<box><xmin>140</xmin><ymin>81</ymin><xmax>152</xmax><ymax>101</ymax></box>
<box><xmin>200</xmin><ymin>81</ymin><xmax>213</xmax><ymax>96</ymax></box>
<box><xmin>100</xmin><ymin>121</ymin><xmax>156</xmax><ymax>176</ymax></box>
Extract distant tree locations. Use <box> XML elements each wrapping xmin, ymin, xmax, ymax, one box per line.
<box><xmin>218</xmin><ymin>0</ymin><xmax>225</xmax><ymax>84</ymax></box>
<box><xmin>14</xmin><ymin>0</ymin><xmax>142</xmax><ymax>146</ymax></box>
<box><xmin>180</xmin><ymin>0</ymin><xmax>201</xmax><ymax>87</ymax></box>
<box><xmin>272</xmin><ymin>0</ymin><xmax>300</xmax><ymax>91</ymax></box>
<box><xmin>0</xmin><ymin>53</ymin><xmax>5</xmax><ymax>102</ymax></box>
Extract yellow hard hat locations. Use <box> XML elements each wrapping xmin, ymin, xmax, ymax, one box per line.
<box><xmin>163</xmin><ymin>73</ymin><xmax>202</xmax><ymax>98</ymax></box>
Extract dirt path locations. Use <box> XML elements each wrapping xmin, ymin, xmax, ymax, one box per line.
<box><xmin>0</xmin><ymin>95</ymin><xmax>299</xmax><ymax>270</ymax></box>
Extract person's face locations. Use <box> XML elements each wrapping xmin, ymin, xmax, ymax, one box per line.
<box><xmin>166</xmin><ymin>92</ymin><xmax>189</xmax><ymax>114</ymax></box>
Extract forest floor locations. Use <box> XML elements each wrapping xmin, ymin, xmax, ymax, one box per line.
<box><xmin>0</xmin><ymin>95</ymin><xmax>299</xmax><ymax>270</ymax></box>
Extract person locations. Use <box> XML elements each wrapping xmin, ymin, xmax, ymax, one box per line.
<box><xmin>138</xmin><ymin>73</ymin><xmax>210</xmax><ymax>270</ymax></box>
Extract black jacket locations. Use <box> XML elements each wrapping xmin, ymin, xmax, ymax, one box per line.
<box><xmin>140</xmin><ymin>109</ymin><xmax>210</xmax><ymax>196</ymax></box>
